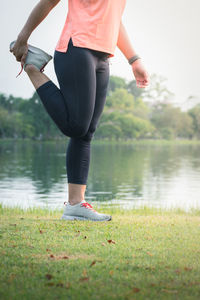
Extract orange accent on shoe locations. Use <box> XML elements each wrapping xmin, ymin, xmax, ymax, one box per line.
<box><xmin>16</xmin><ymin>61</ymin><xmax>47</xmax><ymax>78</ymax></box>
<box><xmin>16</xmin><ymin>63</ymin><xmax>23</xmax><ymax>78</ymax></box>
<box><xmin>81</xmin><ymin>202</ymin><xmax>97</xmax><ymax>212</ymax></box>
<box><xmin>40</xmin><ymin>62</ymin><xmax>47</xmax><ymax>73</ymax></box>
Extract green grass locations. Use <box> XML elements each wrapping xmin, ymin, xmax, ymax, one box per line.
<box><xmin>0</xmin><ymin>205</ymin><xmax>200</xmax><ymax>300</ymax></box>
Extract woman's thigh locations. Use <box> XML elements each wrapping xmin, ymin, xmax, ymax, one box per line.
<box><xmin>53</xmin><ymin>39</ymin><xmax>97</xmax><ymax>131</ymax></box>
<box><xmin>83</xmin><ymin>59</ymin><xmax>110</xmax><ymax>141</ymax></box>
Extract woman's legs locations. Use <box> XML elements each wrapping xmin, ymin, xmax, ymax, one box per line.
<box><xmin>25</xmin><ymin>64</ymin><xmax>50</xmax><ymax>89</ymax></box>
<box><xmin>66</xmin><ymin>58</ymin><xmax>110</xmax><ymax>204</ymax></box>
<box><xmin>25</xmin><ymin>38</ymin><xmax>110</xmax><ymax>205</ymax></box>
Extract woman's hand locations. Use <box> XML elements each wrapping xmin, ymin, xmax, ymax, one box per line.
<box><xmin>131</xmin><ymin>59</ymin><xmax>150</xmax><ymax>88</ymax></box>
<box><xmin>10</xmin><ymin>39</ymin><xmax>28</xmax><ymax>67</ymax></box>
<box><xmin>9</xmin><ymin>0</ymin><xmax>61</xmax><ymax>67</ymax></box>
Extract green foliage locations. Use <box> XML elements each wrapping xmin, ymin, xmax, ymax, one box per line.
<box><xmin>188</xmin><ymin>105</ymin><xmax>200</xmax><ymax>139</ymax></box>
<box><xmin>105</xmin><ymin>88</ymin><xmax>134</xmax><ymax>112</ymax></box>
<box><xmin>0</xmin><ymin>74</ymin><xmax>199</xmax><ymax>140</ymax></box>
<box><xmin>150</xmin><ymin>103</ymin><xmax>194</xmax><ymax>139</ymax></box>
<box><xmin>127</xmin><ymin>79</ymin><xmax>144</xmax><ymax>99</ymax></box>
<box><xmin>107</xmin><ymin>75</ymin><xmax>127</xmax><ymax>95</ymax></box>
<box><xmin>142</xmin><ymin>73</ymin><xmax>175</xmax><ymax>103</ymax></box>
<box><xmin>0</xmin><ymin>91</ymin><xmax>63</xmax><ymax>140</ymax></box>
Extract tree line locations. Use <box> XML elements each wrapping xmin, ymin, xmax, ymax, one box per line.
<box><xmin>0</xmin><ymin>74</ymin><xmax>200</xmax><ymax>140</ymax></box>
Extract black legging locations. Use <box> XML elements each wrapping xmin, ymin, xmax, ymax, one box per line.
<box><xmin>36</xmin><ymin>38</ymin><xmax>110</xmax><ymax>185</ymax></box>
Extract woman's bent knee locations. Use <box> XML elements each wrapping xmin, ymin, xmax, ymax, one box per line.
<box><xmin>62</xmin><ymin>123</ymin><xmax>89</xmax><ymax>138</ymax></box>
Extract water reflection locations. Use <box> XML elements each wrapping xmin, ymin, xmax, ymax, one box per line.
<box><xmin>0</xmin><ymin>140</ymin><xmax>200</xmax><ymax>211</ymax></box>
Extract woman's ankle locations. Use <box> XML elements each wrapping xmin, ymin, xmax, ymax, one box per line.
<box><xmin>24</xmin><ymin>64</ymin><xmax>39</xmax><ymax>73</ymax></box>
<box><xmin>68</xmin><ymin>199</ymin><xmax>85</xmax><ymax>205</ymax></box>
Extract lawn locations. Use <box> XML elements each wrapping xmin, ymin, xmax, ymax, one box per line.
<box><xmin>0</xmin><ymin>205</ymin><xmax>200</xmax><ymax>300</ymax></box>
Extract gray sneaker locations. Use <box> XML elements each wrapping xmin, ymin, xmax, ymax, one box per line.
<box><xmin>9</xmin><ymin>40</ymin><xmax>52</xmax><ymax>77</ymax></box>
<box><xmin>61</xmin><ymin>200</ymin><xmax>112</xmax><ymax>221</ymax></box>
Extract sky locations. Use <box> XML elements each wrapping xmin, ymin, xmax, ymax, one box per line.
<box><xmin>2</xmin><ymin>0</ymin><xmax>200</xmax><ymax>107</ymax></box>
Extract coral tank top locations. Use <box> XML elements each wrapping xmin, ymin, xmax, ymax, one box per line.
<box><xmin>55</xmin><ymin>0</ymin><xmax>127</xmax><ymax>58</ymax></box>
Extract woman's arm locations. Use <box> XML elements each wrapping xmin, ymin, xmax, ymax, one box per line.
<box><xmin>117</xmin><ymin>20</ymin><xmax>138</xmax><ymax>61</ymax></box>
<box><xmin>10</xmin><ymin>0</ymin><xmax>61</xmax><ymax>64</ymax></box>
<box><xmin>117</xmin><ymin>21</ymin><xmax>150</xmax><ymax>88</ymax></box>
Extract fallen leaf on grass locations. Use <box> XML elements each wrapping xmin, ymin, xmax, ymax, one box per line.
<box><xmin>109</xmin><ymin>270</ymin><xmax>114</xmax><ymax>276</ymax></box>
<box><xmin>184</xmin><ymin>267</ymin><xmax>193</xmax><ymax>271</ymax></box>
<box><xmin>79</xmin><ymin>277</ymin><xmax>89</xmax><ymax>282</ymax></box>
<box><xmin>146</xmin><ymin>252</ymin><xmax>153</xmax><ymax>256</ymax></box>
<box><xmin>150</xmin><ymin>283</ymin><xmax>156</xmax><ymax>287</ymax></box>
<box><xmin>49</xmin><ymin>254</ymin><xmax>69</xmax><ymax>260</ymax></box>
<box><xmin>74</xmin><ymin>230</ymin><xmax>81</xmax><ymax>237</ymax></box>
<box><xmin>186</xmin><ymin>281</ymin><xmax>200</xmax><ymax>286</ymax></box>
<box><xmin>107</xmin><ymin>239</ymin><xmax>116</xmax><ymax>244</ymax></box>
<box><xmin>82</xmin><ymin>269</ymin><xmax>87</xmax><ymax>277</ymax></box>
<box><xmin>8</xmin><ymin>274</ymin><xmax>16</xmax><ymax>283</ymax></box>
<box><xmin>132</xmin><ymin>287</ymin><xmax>140</xmax><ymax>293</ymax></box>
<box><xmin>45</xmin><ymin>274</ymin><xmax>53</xmax><ymax>280</ymax></box>
<box><xmin>90</xmin><ymin>260</ymin><xmax>96</xmax><ymax>267</ymax></box>
<box><xmin>66</xmin><ymin>282</ymin><xmax>71</xmax><ymax>289</ymax></box>
<box><xmin>46</xmin><ymin>282</ymin><xmax>54</xmax><ymax>287</ymax></box>
<box><xmin>161</xmin><ymin>289</ymin><xmax>178</xmax><ymax>294</ymax></box>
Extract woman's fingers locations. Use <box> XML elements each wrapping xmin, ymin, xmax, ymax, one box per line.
<box><xmin>132</xmin><ymin>61</ymin><xmax>150</xmax><ymax>88</ymax></box>
<box><xmin>137</xmin><ymin>79</ymin><xmax>149</xmax><ymax>88</ymax></box>
<box><xmin>10</xmin><ymin>44</ymin><xmax>28</xmax><ymax>63</ymax></box>
<box><xmin>21</xmin><ymin>50</ymin><xmax>28</xmax><ymax>66</ymax></box>
<box><xmin>16</xmin><ymin>54</ymin><xmax>23</xmax><ymax>62</ymax></box>
<box><xmin>137</xmin><ymin>75</ymin><xmax>150</xmax><ymax>88</ymax></box>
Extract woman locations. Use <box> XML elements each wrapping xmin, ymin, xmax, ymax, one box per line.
<box><xmin>10</xmin><ymin>0</ymin><xmax>150</xmax><ymax>221</ymax></box>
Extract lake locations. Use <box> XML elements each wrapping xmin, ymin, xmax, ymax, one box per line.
<box><xmin>0</xmin><ymin>140</ymin><xmax>200</xmax><ymax>211</ymax></box>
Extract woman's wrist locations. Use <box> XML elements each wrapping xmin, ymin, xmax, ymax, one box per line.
<box><xmin>17</xmin><ymin>32</ymin><xmax>29</xmax><ymax>44</ymax></box>
<box><xmin>128</xmin><ymin>54</ymin><xmax>141</xmax><ymax>66</ymax></box>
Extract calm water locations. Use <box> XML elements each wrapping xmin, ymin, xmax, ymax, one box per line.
<box><xmin>0</xmin><ymin>140</ymin><xmax>200</xmax><ymax>211</ymax></box>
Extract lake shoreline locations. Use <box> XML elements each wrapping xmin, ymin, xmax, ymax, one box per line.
<box><xmin>1</xmin><ymin>139</ymin><xmax>200</xmax><ymax>212</ymax></box>
<box><xmin>1</xmin><ymin>137</ymin><xmax>200</xmax><ymax>145</ymax></box>
<box><xmin>1</xmin><ymin>204</ymin><xmax>200</xmax><ymax>216</ymax></box>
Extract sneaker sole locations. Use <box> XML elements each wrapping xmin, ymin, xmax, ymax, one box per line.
<box><xmin>61</xmin><ymin>215</ymin><xmax>112</xmax><ymax>221</ymax></box>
